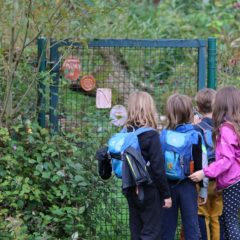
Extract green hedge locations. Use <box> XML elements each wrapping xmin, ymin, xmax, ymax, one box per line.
<box><xmin>0</xmin><ymin>123</ymin><xmax>114</xmax><ymax>239</ymax></box>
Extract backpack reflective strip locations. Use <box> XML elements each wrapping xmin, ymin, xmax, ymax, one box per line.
<box><xmin>125</xmin><ymin>154</ymin><xmax>137</xmax><ymax>178</ymax></box>
<box><xmin>202</xmin><ymin>144</ymin><xmax>207</xmax><ymax>154</ymax></box>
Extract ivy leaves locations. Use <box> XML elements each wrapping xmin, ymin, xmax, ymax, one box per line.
<box><xmin>0</xmin><ymin>123</ymin><xmax>113</xmax><ymax>239</ymax></box>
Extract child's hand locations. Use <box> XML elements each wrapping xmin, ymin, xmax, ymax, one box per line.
<box><xmin>198</xmin><ymin>197</ymin><xmax>207</xmax><ymax>206</ymax></box>
<box><xmin>189</xmin><ymin>170</ymin><xmax>205</xmax><ymax>182</ymax></box>
<box><xmin>163</xmin><ymin>197</ymin><xmax>172</xmax><ymax>208</ymax></box>
<box><xmin>193</xmin><ymin>115</ymin><xmax>202</xmax><ymax>125</ymax></box>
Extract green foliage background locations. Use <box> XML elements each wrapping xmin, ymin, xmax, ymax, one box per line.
<box><xmin>0</xmin><ymin>0</ymin><xmax>240</xmax><ymax>125</ymax></box>
<box><xmin>0</xmin><ymin>123</ymin><xmax>116</xmax><ymax>239</ymax></box>
<box><xmin>0</xmin><ymin>0</ymin><xmax>240</xmax><ymax>239</ymax></box>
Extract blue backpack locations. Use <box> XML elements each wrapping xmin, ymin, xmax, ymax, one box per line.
<box><xmin>108</xmin><ymin>127</ymin><xmax>153</xmax><ymax>179</ymax></box>
<box><xmin>160</xmin><ymin>125</ymin><xmax>200</xmax><ymax>181</ymax></box>
<box><xmin>197</xmin><ymin>121</ymin><xmax>215</xmax><ymax>163</ymax></box>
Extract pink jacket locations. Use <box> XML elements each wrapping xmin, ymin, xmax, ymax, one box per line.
<box><xmin>203</xmin><ymin>124</ymin><xmax>240</xmax><ymax>190</ymax></box>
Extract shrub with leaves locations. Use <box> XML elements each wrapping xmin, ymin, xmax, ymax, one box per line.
<box><xmin>0</xmin><ymin>123</ymin><xmax>115</xmax><ymax>239</ymax></box>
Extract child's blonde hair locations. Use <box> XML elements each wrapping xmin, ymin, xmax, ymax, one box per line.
<box><xmin>126</xmin><ymin>91</ymin><xmax>158</xmax><ymax>129</ymax></box>
<box><xmin>166</xmin><ymin>93</ymin><xmax>193</xmax><ymax>129</ymax></box>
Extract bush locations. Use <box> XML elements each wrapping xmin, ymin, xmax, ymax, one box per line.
<box><xmin>0</xmin><ymin>123</ymin><xmax>114</xmax><ymax>239</ymax></box>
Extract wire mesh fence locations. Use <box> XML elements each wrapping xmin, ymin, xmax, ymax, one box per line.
<box><xmin>51</xmin><ymin>40</ymin><xmax>203</xmax><ymax>239</ymax></box>
<box><xmin>57</xmin><ymin>45</ymin><xmax>198</xmax><ymax>132</ymax></box>
<box><xmin>217</xmin><ymin>42</ymin><xmax>240</xmax><ymax>89</ymax></box>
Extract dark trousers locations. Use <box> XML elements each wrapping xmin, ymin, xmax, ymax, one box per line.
<box><xmin>125</xmin><ymin>186</ymin><xmax>164</xmax><ymax>240</ymax></box>
<box><xmin>222</xmin><ymin>181</ymin><xmax>240</xmax><ymax>240</ymax></box>
<box><xmin>161</xmin><ymin>179</ymin><xmax>200</xmax><ymax>240</ymax></box>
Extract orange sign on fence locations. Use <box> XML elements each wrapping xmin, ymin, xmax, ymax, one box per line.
<box><xmin>62</xmin><ymin>57</ymin><xmax>81</xmax><ymax>81</ymax></box>
<box><xmin>80</xmin><ymin>75</ymin><xmax>96</xmax><ymax>92</ymax></box>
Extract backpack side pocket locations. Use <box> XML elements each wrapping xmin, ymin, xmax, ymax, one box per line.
<box><xmin>96</xmin><ymin>146</ymin><xmax>112</xmax><ymax>180</ymax></box>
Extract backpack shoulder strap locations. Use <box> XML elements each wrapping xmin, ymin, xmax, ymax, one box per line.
<box><xmin>120</xmin><ymin>127</ymin><xmax>127</xmax><ymax>133</ymax></box>
<box><xmin>190</xmin><ymin>129</ymin><xmax>201</xmax><ymax>145</ymax></box>
<box><xmin>197</xmin><ymin>121</ymin><xmax>213</xmax><ymax>131</ymax></box>
<box><xmin>196</xmin><ymin>123</ymin><xmax>207</xmax><ymax>133</ymax></box>
<box><xmin>196</xmin><ymin>123</ymin><xmax>211</xmax><ymax>146</ymax></box>
<box><xmin>160</xmin><ymin>128</ymin><xmax>167</xmax><ymax>135</ymax></box>
<box><xmin>135</xmin><ymin>127</ymin><xmax>156</xmax><ymax>136</ymax></box>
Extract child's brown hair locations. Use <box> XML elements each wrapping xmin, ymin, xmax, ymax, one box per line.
<box><xmin>166</xmin><ymin>93</ymin><xmax>193</xmax><ymax>129</ymax></box>
<box><xmin>213</xmin><ymin>86</ymin><xmax>240</xmax><ymax>140</ymax></box>
<box><xmin>195</xmin><ymin>88</ymin><xmax>216</xmax><ymax>114</ymax></box>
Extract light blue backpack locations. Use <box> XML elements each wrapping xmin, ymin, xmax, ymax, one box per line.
<box><xmin>160</xmin><ymin>125</ymin><xmax>200</xmax><ymax>181</ymax></box>
<box><xmin>108</xmin><ymin>127</ymin><xmax>153</xmax><ymax>179</ymax></box>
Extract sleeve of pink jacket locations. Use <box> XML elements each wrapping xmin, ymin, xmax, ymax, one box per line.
<box><xmin>203</xmin><ymin>126</ymin><xmax>238</xmax><ymax>178</ymax></box>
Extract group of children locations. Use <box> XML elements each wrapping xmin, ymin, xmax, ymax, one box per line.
<box><xmin>121</xmin><ymin>87</ymin><xmax>240</xmax><ymax>240</ymax></box>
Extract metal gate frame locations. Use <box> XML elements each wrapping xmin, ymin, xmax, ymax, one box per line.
<box><xmin>36</xmin><ymin>37</ymin><xmax>217</xmax><ymax>239</ymax></box>
<box><xmin>37</xmin><ymin>38</ymin><xmax>217</xmax><ymax>131</ymax></box>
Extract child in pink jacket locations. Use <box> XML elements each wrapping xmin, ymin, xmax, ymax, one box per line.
<box><xmin>190</xmin><ymin>86</ymin><xmax>240</xmax><ymax>240</ymax></box>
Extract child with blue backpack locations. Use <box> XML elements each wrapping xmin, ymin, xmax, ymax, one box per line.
<box><xmin>194</xmin><ymin>88</ymin><xmax>224</xmax><ymax>240</ymax></box>
<box><xmin>122</xmin><ymin>91</ymin><xmax>172</xmax><ymax>240</ymax></box>
<box><xmin>190</xmin><ymin>86</ymin><xmax>240</xmax><ymax>240</ymax></box>
<box><xmin>160</xmin><ymin>93</ymin><xmax>208</xmax><ymax>240</ymax></box>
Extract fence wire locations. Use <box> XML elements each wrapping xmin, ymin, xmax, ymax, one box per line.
<box><xmin>56</xmin><ymin>44</ymin><xmax>199</xmax><ymax>239</ymax></box>
<box><xmin>217</xmin><ymin>44</ymin><xmax>240</xmax><ymax>89</ymax></box>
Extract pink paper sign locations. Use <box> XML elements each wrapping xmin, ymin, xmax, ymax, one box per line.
<box><xmin>110</xmin><ymin>105</ymin><xmax>128</xmax><ymax>126</ymax></box>
<box><xmin>96</xmin><ymin>88</ymin><xmax>112</xmax><ymax>109</ymax></box>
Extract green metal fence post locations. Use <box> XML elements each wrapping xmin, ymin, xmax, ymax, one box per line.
<box><xmin>49</xmin><ymin>40</ymin><xmax>60</xmax><ymax>133</ymax></box>
<box><xmin>198</xmin><ymin>40</ymin><xmax>207</xmax><ymax>90</ymax></box>
<box><xmin>207</xmin><ymin>37</ymin><xmax>217</xmax><ymax>89</ymax></box>
<box><xmin>37</xmin><ymin>37</ymin><xmax>47</xmax><ymax>128</ymax></box>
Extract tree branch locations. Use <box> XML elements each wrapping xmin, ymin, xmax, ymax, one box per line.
<box><xmin>0</xmin><ymin>0</ymin><xmax>33</xmax><ymax>123</ymax></box>
<box><xmin>48</xmin><ymin>0</ymin><xmax>65</xmax><ymax>23</ymax></box>
<box><xmin>12</xmin><ymin>75</ymin><xmax>37</xmax><ymax>115</ymax></box>
<box><xmin>0</xmin><ymin>24</ymin><xmax>15</xmax><ymax>121</ymax></box>
<box><xmin>14</xmin><ymin>0</ymin><xmax>32</xmax><ymax>71</ymax></box>
<box><xmin>24</xmin><ymin>31</ymin><xmax>42</xmax><ymax>49</ymax></box>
